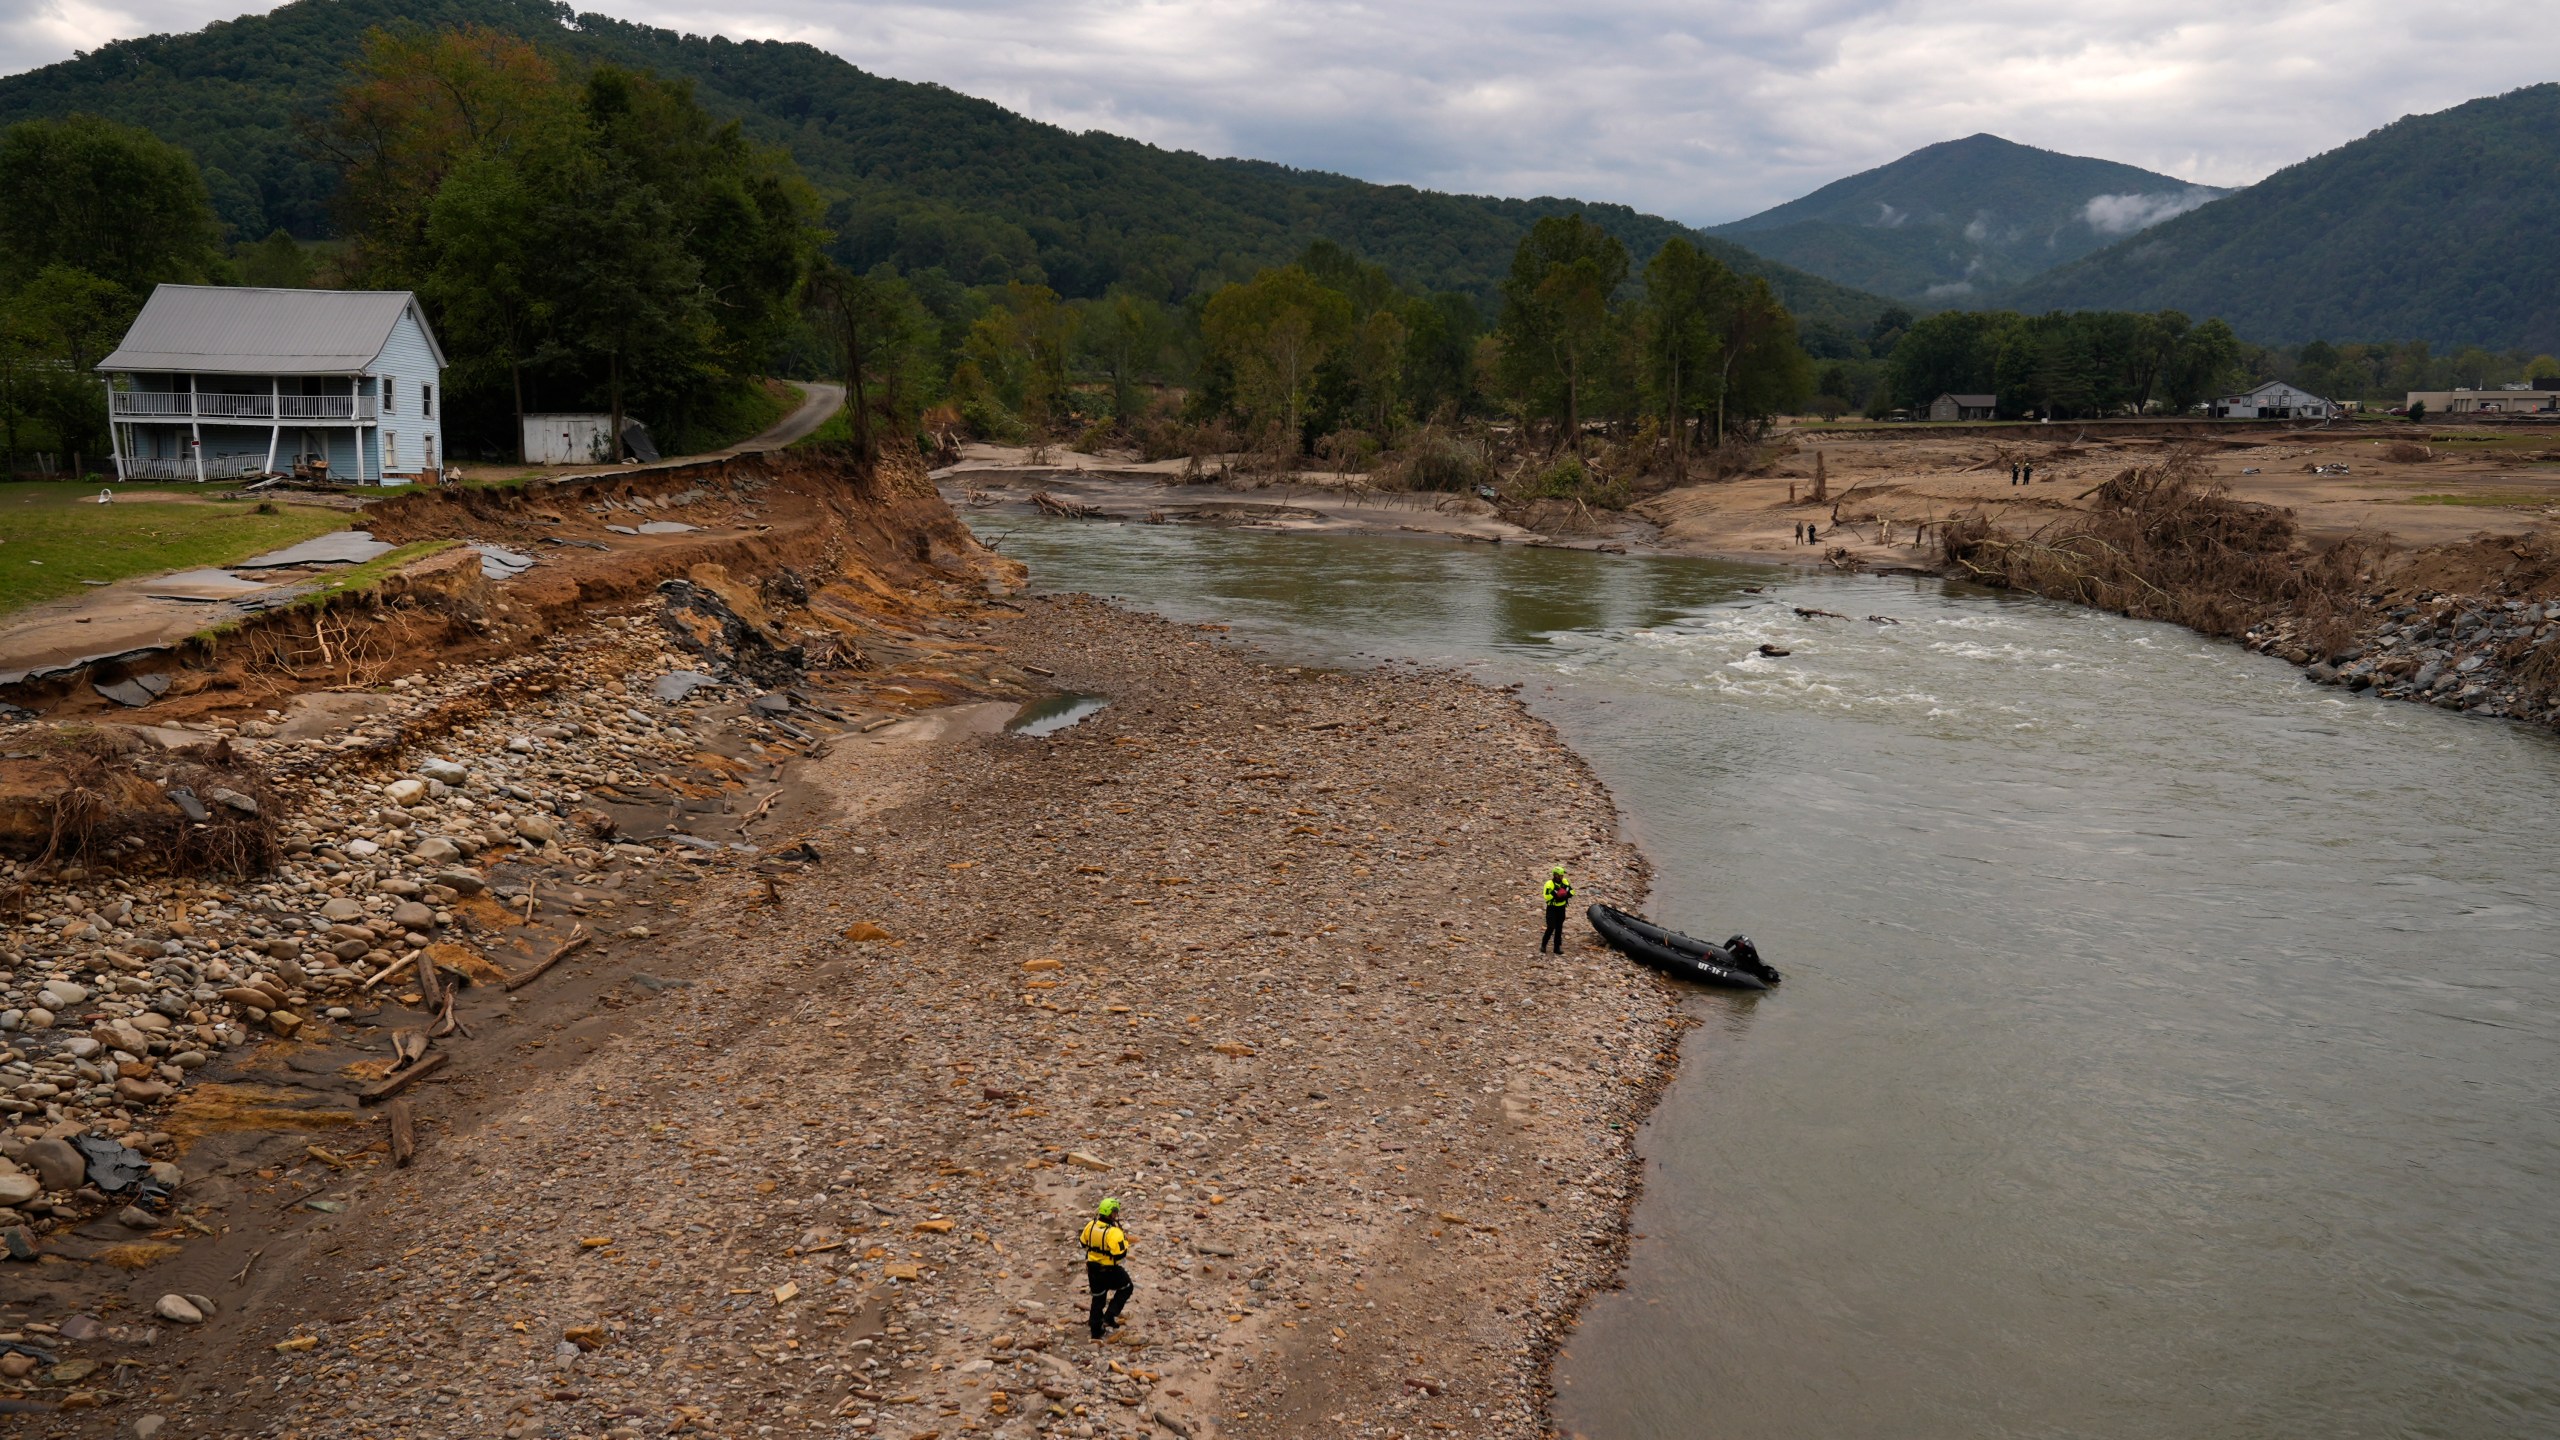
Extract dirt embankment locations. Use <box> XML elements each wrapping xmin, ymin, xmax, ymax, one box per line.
<box><xmin>5</xmin><ymin>446</ymin><xmax>986</xmax><ymax>725</ymax></box>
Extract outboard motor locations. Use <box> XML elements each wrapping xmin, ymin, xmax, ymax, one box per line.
<box><xmin>1724</xmin><ymin>934</ymin><xmax>1780</xmax><ymax>984</ymax></box>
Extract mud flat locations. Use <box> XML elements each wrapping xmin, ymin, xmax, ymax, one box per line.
<box><xmin>13</xmin><ymin>591</ymin><xmax>1675</xmax><ymax>1440</ymax></box>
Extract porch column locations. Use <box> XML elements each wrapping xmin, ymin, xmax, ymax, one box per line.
<box><xmin>188</xmin><ymin>374</ymin><xmax>205</xmax><ymax>483</ymax></box>
<box><xmin>106</xmin><ymin>409</ymin><xmax>126</xmax><ymax>481</ymax></box>
<box><xmin>265</xmin><ymin>424</ymin><xmax>281</xmax><ymax>476</ymax></box>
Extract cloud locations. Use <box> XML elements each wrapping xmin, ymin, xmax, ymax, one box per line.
<box><xmin>3</xmin><ymin>0</ymin><xmax>2555</xmax><ymax>225</ymax></box>
<box><xmin>2081</xmin><ymin>188</ymin><xmax>2222</xmax><ymax>234</ymax></box>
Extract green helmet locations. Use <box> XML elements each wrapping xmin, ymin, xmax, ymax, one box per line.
<box><xmin>1551</xmin><ymin>865</ymin><xmax>1567</xmax><ymax>876</ymax></box>
<box><xmin>1096</xmin><ymin>1197</ymin><xmax>1121</xmax><ymax>1219</ymax></box>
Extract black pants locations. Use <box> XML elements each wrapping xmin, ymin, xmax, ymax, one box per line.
<box><xmin>1087</xmin><ymin>1261</ymin><xmax>1133</xmax><ymax>1336</ymax></box>
<box><xmin>1541</xmin><ymin>905</ymin><xmax>1567</xmax><ymax>953</ymax></box>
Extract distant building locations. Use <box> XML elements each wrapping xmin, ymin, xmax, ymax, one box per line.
<box><xmin>1928</xmin><ymin>393</ymin><xmax>1997</xmax><ymax>422</ymax></box>
<box><xmin>2403</xmin><ymin>387</ymin><xmax>2560</xmax><ymax>415</ymax></box>
<box><xmin>2209</xmin><ymin>380</ymin><xmax>2338</xmax><ymax>420</ymax></box>
<box><xmin>97</xmin><ymin>284</ymin><xmax>445</xmax><ymax>483</ymax></box>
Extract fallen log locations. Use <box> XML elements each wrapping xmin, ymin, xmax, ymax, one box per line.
<box><xmin>388</xmin><ymin>1099</ymin><xmax>416</xmax><ymax>1167</ymax></box>
<box><xmin>1031</xmin><ymin>490</ymin><xmax>1103</xmax><ymax>518</ymax></box>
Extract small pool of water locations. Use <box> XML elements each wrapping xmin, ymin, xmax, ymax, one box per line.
<box><xmin>1006</xmin><ymin>692</ymin><xmax>1110</xmax><ymax>737</ymax></box>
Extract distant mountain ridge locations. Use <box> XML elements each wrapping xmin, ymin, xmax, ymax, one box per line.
<box><xmin>2002</xmin><ymin>84</ymin><xmax>2560</xmax><ymax>352</ymax></box>
<box><xmin>1709</xmin><ymin>133</ymin><xmax>2226</xmax><ymax>301</ymax></box>
<box><xmin>0</xmin><ymin>0</ymin><xmax>1896</xmax><ymax>342</ymax></box>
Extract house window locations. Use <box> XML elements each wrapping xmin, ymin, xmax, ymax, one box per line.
<box><xmin>423</xmin><ymin>384</ymin><xmax>434</xmax><ymax>417</ymax></box>
<box><xmin>384</xmin><ymin>379</ymin><xmax>396</xmax><ymax>414</ymax></box>
<box><xmin>387</xmin><ymin>431</ymin><xmax>397</xmax><ymax>466</ymax></box>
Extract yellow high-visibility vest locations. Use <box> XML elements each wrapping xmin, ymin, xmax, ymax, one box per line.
<box><xmin>1079</xmin><ymin>1219</ymin><xmax>1129</xmax><ymax>1265</ymax></box>
<box><xmin>1544</xmin><ymin>876</ymin><xmax>1573</xmax><ymax>907</ymax></box>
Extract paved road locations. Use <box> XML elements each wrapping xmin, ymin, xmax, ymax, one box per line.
<box><xmin>722</xmin><ymin>380</ymin><xmax>842</xmax><ymax>454</ymax></box>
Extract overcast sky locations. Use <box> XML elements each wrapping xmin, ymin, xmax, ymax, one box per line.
<box><xmin>4</xmin><ymin>0</ymin><xmax>2553</xmax><ymax>223</ymax></box>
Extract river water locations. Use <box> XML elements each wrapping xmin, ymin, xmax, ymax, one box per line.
<box><xmin>990</xmin><ymin>517</ymin><xmax>2560</xmax><ymax>1439</ymax></box>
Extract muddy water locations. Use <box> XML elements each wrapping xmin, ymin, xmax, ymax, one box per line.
<box><xmin>995</xmin><ymin>519</ymin><xmax>2560</xmax><ymax>1439</ymax></box>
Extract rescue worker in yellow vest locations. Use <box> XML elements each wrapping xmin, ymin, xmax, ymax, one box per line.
<box><xmin>1080</xmin><ymin>1197</ymin><xmax>1134</xmax><ymax>1339</ymax></box>
<box><xmin>1540</xmin><ymin>866</ymin><xmax>1573</xmax><ymax>954</ymax></box>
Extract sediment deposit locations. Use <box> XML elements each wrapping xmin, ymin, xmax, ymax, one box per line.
<box><xmin>4</xmin><ymin>559</ymin><xmax>1673</xmax><ymax>1440</ymax></box>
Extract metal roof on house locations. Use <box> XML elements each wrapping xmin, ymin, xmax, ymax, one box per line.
<box><xmin>1939</xmin><ymin>393</ymin><xmax>1998</xmax><ymax>407</ymax></box>
<box><xmin>97</xmin><ymin>284</ymin><xmax>447</xmax><ymax>375</ymax></box>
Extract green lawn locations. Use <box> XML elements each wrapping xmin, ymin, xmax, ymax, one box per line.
<box><xmin>0</xmin><ymin>481</ymin><xmax>350</xmax><ymax>617</ymax></box>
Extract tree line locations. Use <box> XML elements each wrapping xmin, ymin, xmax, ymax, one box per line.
<box><xmin>1877</xmin><ymin>308</ymin><xmax>2246</xmax><ymax>419</ymax></box>
<box><xmin>809</xmin><ymin>213</ymin><xmax>1816</xmax><ymax>482</ymax></box>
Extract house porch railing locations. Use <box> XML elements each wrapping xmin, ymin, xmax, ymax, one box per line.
<box><xmin>108</xmin><ymin>392</ymin><xmax>377</xmax><ymax>421</ymax></box>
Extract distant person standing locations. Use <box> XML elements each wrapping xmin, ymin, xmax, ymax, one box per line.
<box><xmin>1540</xmin><ymin>866</ymin><xmax>1574</xmax><ymax>953</ymax></box>
<box><xmin>2023</xmin><ymin>462</ymin><xmax>2035</xmax><ymax>485</ymax></box>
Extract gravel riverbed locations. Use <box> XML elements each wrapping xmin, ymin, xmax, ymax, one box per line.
<box><xmin>11</xmin><ymin>594</ymin><xmax>1677</xmax><ymax>1440</ymax></box>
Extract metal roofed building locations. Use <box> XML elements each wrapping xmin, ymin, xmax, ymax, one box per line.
<box><xmin>1927</xmin><ymin>393</ymin><xmax>1998</xmax><ymax>421</ymax></box>
<box><xmin>97</xmin><ymin>284</ymin><xmax>447</xmax><ymax>484</ymax></box>
<box><xmin>2208</xmin><ymin>380</ymin><xmax>2338</xmax><ymax>421</ymax></box>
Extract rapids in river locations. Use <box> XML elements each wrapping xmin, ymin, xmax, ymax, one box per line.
<box><xmin>991</xmin><ymin>517</ymin><xmax>2560</xmax><ymax>1438</ymax></box>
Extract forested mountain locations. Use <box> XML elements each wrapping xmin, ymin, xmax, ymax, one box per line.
<box><xmin>1708</xmin><ymin>134</ymin><xmax>2224</xmax><ymax>302</ymax></box>
<box><xmin>2004</xmin><ymin>85</ymin><xmax>2560</xmax><ymax>352</ymax></box>
<box><xmin>0</xmin><ymin>0</ymin><xmax>1893</xmax><ymax>344</ymax></box>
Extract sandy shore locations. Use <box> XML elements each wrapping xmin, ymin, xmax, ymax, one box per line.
<box><xmin>22</xmin><ymin>594</ymin><xmax>1676</xmax><ymax>1440</ymax></box>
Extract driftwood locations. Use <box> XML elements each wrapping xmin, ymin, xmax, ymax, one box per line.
<box><xmin>360</xmin><ymin>954</ymin><xmax>417</xmax><ymax>991</ymax></box>
<box><xmin>1031</xmin><ymin>491</ymin><xmax>1102</xmax><ymax>518</ymax></box>
<box><xmin>503</xmin><ymin>924</ymin><xmax>590</xmax><ymax>992</ymax></box>
<box><xmin>360</xmin><ymin>1050</ymin><xmax>446</xmax><ymax>1105</ymax></box>
<box><xmin>426</xmin><ymin>987</ymin><xmax>468</xmax><ymax>1040</ymax></box>
<box><xmin>412</xmin><ymin>938</ymin><xmax>445</xmax><ymax>1012</ymax></box>
<box><xmin>388</xmin><ymin>1099</ymin><xmax>416</xmax><ymax>1167</ymax></box>
<box><xmin>1792</xmin><ymin>607</ymin><xmax>1848</xmax><ymax>620</ymax></box>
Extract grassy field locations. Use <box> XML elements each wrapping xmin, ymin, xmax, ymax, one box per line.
<box><xmin>0</xmin><ymin>481</ymin><xmax>349</xmax><ymax>617</ymax></box>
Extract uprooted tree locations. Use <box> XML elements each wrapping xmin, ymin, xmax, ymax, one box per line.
<box><xmin>1936</xmin><ymin>451</ymin><xmax>2376</xmax><ymax>641</ymax></box>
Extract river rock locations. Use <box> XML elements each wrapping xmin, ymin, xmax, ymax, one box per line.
<box><xmin>515</xmin><ymin>813</ymin><xmax>563</xmax><ymax>846</ymax></box>
<box><xmin>432</xmin><ymin>869</ymin><xmax>487</xmax><ymax>895</ymax></box>
<box><xmin>22</xmin><ymin>1138</ymin><xmax>83</xmax><ymax>1192</ymax></box>
<box><xmin>383</xmin><ymin>779</ymin><xmax>430</xmax><ymax>806</ymax></box>
<box><xmin>155</xmin><ymin>1294</ymin><xmax>204</xmax><ymax>1325</ymax></box>
<box><xmin>419</xmin><ymin>757</ymin><xmax>470</xmax><ymax>785</ymax></box>
<box><xmin>410</xmin><ymin>837</ymin><xmax>461</xmax><ymax>864</ymax></box>
<box><xmin>391</xmin><ymin>900</ymin><xmax>435</xmax><ymax>930</ymax></box>
<box><xmin>0</xmin><ymin>1171</ymin><xmax>38</xmax><ymax>1207</ymax></box>
<box><xmin>322</xmin><ymin>898</ymin><xmax>367</xmax><ymax>922</ymax></box>
<box><xmin>38</xmin><ymin>981</ymin><xmax>89</xmax><ymax>1009</ymax></box>
<box><xmin>208</xmin><ymin>786</ymin><xmax>259</xmax><ymax>814</ymax></box>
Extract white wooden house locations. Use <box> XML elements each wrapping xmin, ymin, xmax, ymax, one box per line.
<box><xmin>1928</xmin><ymin>392</ymin><xmax>1997</xmax><ymax>421</ymax></box>
<box><xmin>2208</xmin><ymin>380</ymin><xmax>2337</xmax><ymax>421</ymax></box>
<box><xmin>96</xmin><ymin>285</ymin><xmax>447</xmax><ymax>484</ymax></box>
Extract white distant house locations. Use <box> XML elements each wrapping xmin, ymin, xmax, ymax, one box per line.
<box><xmin>97</xmin><ymin>284</ymin><xmax>446</xmax><ymax>484</ymax></box>
<box><xmin>2209</xmin><ymin>380</ymin><xmax>2338</xmax><ymax>421</ymax></box>
<box><xmin>1927</xmin><ymin>392</ymin><xmax>1997</xmax><ymax>422</ymax></box>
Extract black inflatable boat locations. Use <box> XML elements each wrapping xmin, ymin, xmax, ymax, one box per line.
<box><xmin>1587</xmin><ymin>904</ymin><xmax>1781</xmax><ymax>991</ymax></box>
